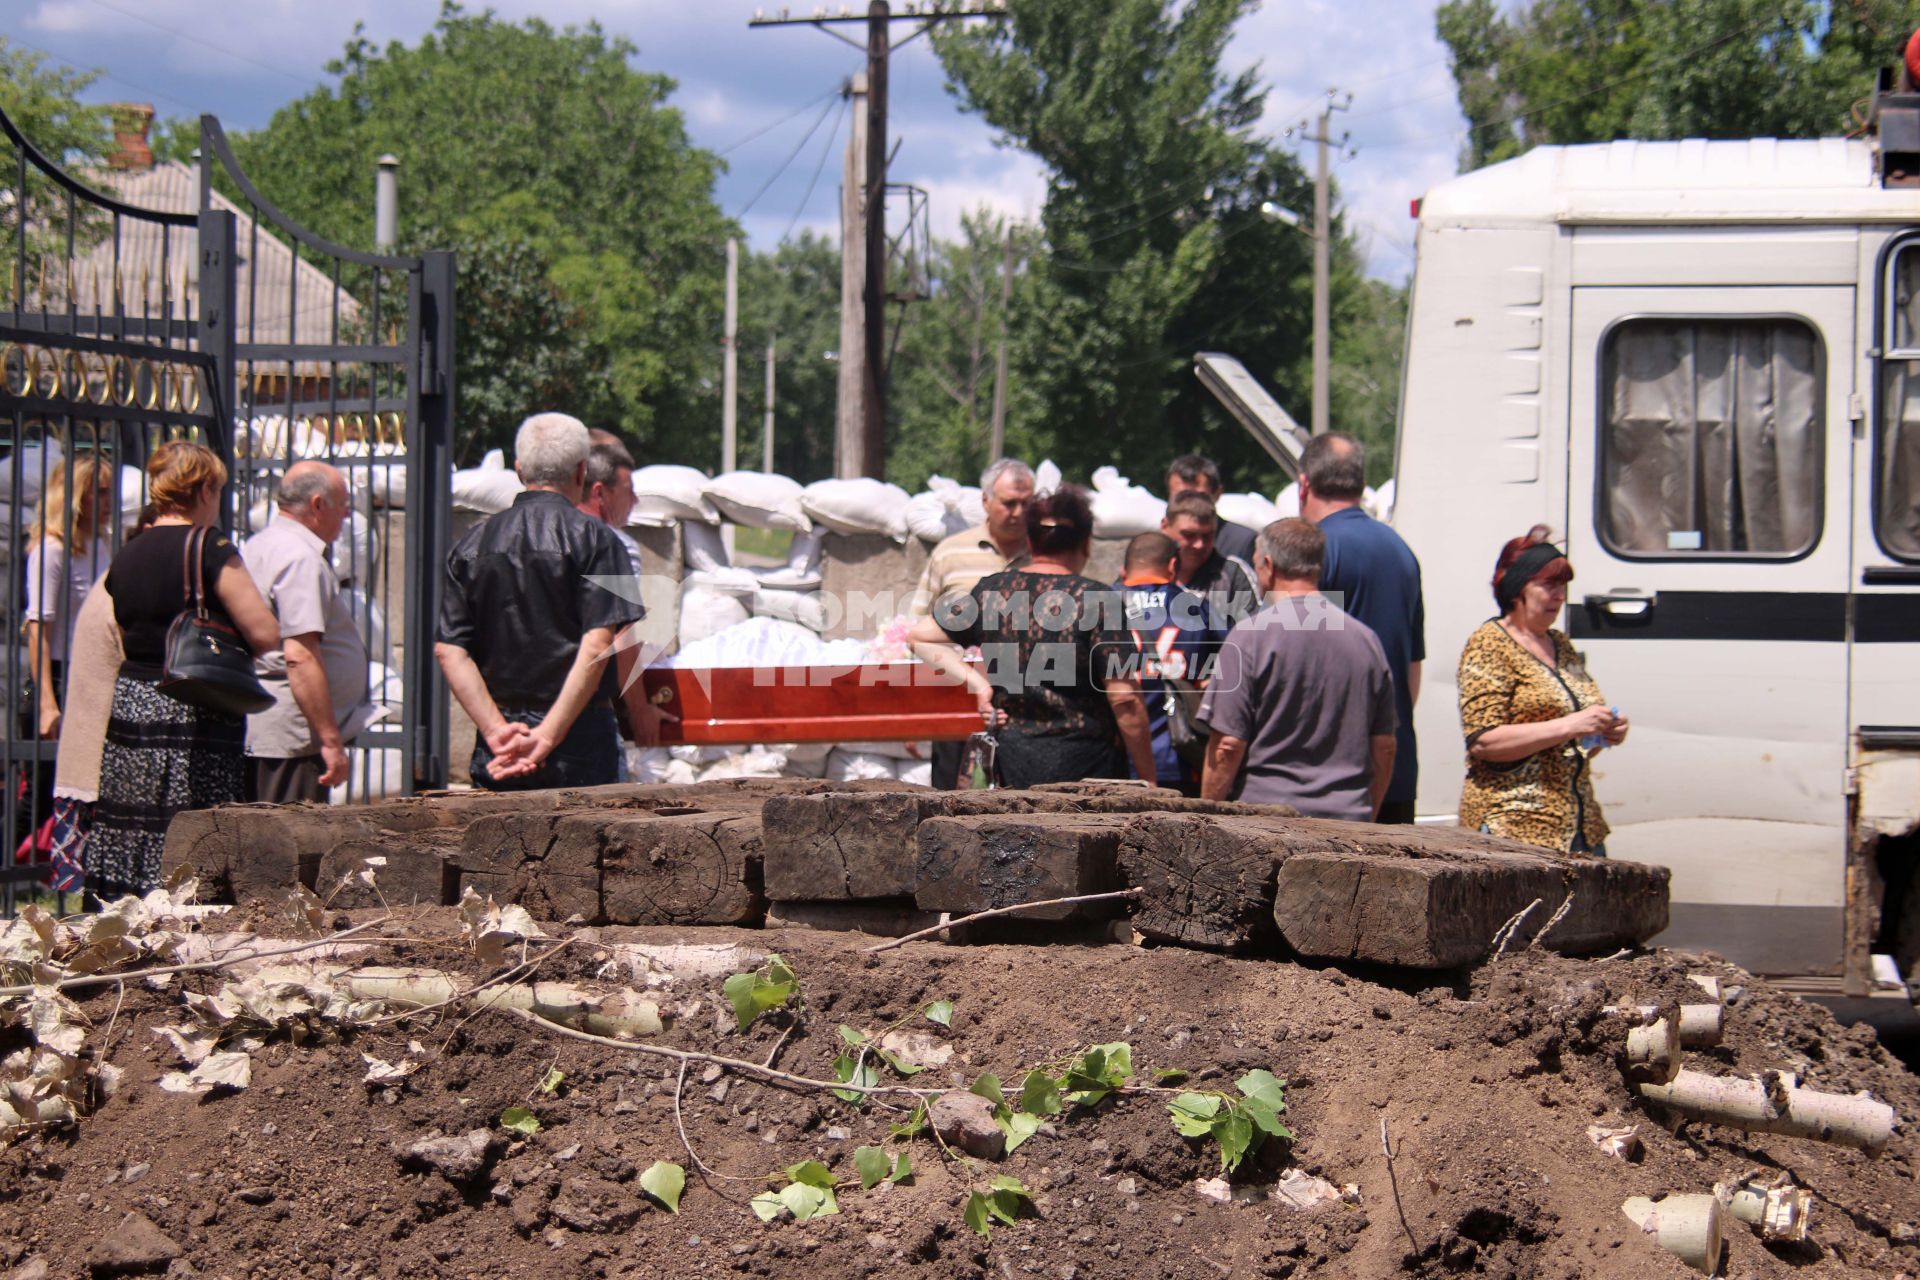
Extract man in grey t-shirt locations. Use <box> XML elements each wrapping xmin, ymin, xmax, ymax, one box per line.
<box><xmin>1197</xmin><ymin>518</ymin><xmax>1396</xmax><ymax>820</ymax></box>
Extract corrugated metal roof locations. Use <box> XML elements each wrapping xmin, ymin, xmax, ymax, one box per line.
<box><xmin>53</xmin><ymin>161</ymin><xmax>366</xmax><ymax>367</ymax></box>
<box><xmin>1420</xmin><ymin>138</ymin><xmax>1920</xmax><ymax>225</ymax></box>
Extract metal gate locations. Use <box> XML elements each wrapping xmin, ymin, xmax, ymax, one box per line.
<box><xmin>0</xmin><ymin>105</ymin><xmax>454</xmax><ymax>913</ymax></box>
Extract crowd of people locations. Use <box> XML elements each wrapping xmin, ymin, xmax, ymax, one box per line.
<box><xmin>13</xmin><ymin>409</ymin><xmax>1630</xmax><ymax>905</ymax></box>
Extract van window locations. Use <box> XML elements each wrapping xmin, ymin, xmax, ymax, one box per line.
<box><xmin>1599</xmin><ymin>318</ymin><xmax>1820</xmax><ymax>558</ymax></box>
<box><xmin>1879</xmin><ymin>245</ymin><xmax>1920</xmax><ymax>560</ymax></box>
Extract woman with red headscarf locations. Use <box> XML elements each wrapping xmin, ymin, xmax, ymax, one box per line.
<box><xmin>1456</xmin><ymin>526</ymin><xmax>1627</xmax><ymax>853</ymax></box>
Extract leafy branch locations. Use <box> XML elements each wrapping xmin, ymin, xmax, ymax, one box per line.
<box><xmin>1166</xmin><ymin>1069</ymin><xmax>1291</xmax><ymax>1172</ymax></box>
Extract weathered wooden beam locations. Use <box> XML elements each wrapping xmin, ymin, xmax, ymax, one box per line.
<box><xmin>600</xmin><ymin>811</ymin><xmax>765</xmax><ymax>926</ymax></box>
<box><xmin>314</xmin><ymin>832</ymin><xmax>462</xmax><ymax>910</ymax></box>
<box><xmin>914</xmin><ymin>813</ymin><xmax>1132</xmax><ymax>920</ymax></box>
<box><xmin>161</xmin><ymin>802</ymin><xmax>451</xmax><ymax>904</ymax></box>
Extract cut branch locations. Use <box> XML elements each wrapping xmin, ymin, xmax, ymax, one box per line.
<box><xmin>864</xmin><ymin>888</ymin><xmax>1145</xmax><ymax>953</ymax></box>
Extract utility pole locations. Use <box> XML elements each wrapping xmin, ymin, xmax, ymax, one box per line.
<box><xmin>750</xmin><ymin>2</ymin><xmax>1008</xmax><ymax>480</ymax></box>
<box><xmin>1303</xmin><ymin>91</ymin><xmax>1350</xmax><ymax>437</ymax></box>
<box><xmin>374</xmin><ymin>154</ymin><xmax>398</xmax><ymax>252</ymax></box>
<box><xmin>763</xmin><ymin>334</ymin><xmax>777</xmax><ymax>474</ymax></box>
<box><xmin>836</xmin><ymin>74</ymin><xmax>868</xmax><ymax>478</ymax></box>
<box><xmin>722</xmin><ymin>237</ymin><xmax>739</xmax><ymax>473</ymax></box>
<box><xmin>988</xmin><ymin>221</ymin><xmax>1013</xmax><ymax>461</ymax></box>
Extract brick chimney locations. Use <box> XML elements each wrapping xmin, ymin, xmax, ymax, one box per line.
<box><xmin>107</xmin><ymin>103</ymin><xmax>154</xmax><ymax>171</ymax></box>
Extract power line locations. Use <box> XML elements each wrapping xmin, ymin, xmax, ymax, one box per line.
<box><xmin>733</xmin><ymin>90</ymin><xmax>842</xmax><ymax>220</ymax></box>
<box><xmin>83</xmin><ymin>0</ymin><xmax>316</xmax><ymax>86</ymax></box>
<box><xmin>717</xmin><ymin>82</ymin><xmax>846</xmax><ymax>157</ymax></box>
<box><xmin>782</xmin><ymin>95</ymin><xmax>849</xmax><ymax>242</ymax></box>
<box><xmin>0</xmin><ymin>32</ymin><xmax>202</xmax><ymax>116</ymax></box>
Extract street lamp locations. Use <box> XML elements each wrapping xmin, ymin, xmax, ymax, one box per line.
<box><xmin>1258</xmin><ymin>201</ymin><xmax>1328</xmax><ymax>436</ymax></box>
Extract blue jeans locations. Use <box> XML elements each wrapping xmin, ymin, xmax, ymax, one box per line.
<box><xmin>472</xmin><ymin>705</ymin><xmax>619</xmax><ymax>792</ymax></box>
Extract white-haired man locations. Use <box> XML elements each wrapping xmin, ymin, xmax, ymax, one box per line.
<box><xmin>435</xmin><ymin>413</ymin><xmax>663</xmax><ymax>789</ymax></box>
<box><xmin>909</xmin><ymin>457</ymin><xmax>1034</xmax><ymax>788</ymax></box>
<box><xmin>241</xmin><ymin>460</ymin><xmax>375</xmax><ymax>804</ymax></box>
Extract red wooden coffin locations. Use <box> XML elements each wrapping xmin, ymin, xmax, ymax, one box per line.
<box><xmin>640</xmin><ymin>662</ymin><xmax>980</xmax><ymax>745</ymax></box>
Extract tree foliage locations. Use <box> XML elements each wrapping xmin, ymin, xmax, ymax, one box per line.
<box><xmin>931</xmin><ymin>0</ymin><xmax>1363</xmax><ymax>496</ymax></box>
<box><xmin>737</xmin><ymin>232</ymin><xmax>843</xmax><ymax>482</ymax></box>
<box><xmin>0</xmin><ymin>38</ymin><xmax>111</xmax><ymax>293</ymax></box>
<box><xmin>228</xmin><ymin>5</ymin><xmax>733</xmax><ymax>459</ymax></box>
<box><xmin>1437</xmin><ymin>0</ymin><xmax>1913</xmax><ymax>171</ymax></box>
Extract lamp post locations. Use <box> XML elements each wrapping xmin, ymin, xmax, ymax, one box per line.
<box><xmin>1260</xmin><ymin>201</ymin><xmax>1326</xmax><ymax>436</ymax></box>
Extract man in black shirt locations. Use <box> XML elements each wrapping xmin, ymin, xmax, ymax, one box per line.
<box><xmin>1166</xmin><ymin>453</ymin><xmax>1257</xmax><ymax>567</ymax></box>
<box><xmin>436</xmin><ymin>413</ymin><xmax>656</xmax><ymax>789</ymax></box>
<box><xmin>1161</xmin><ymin>490</ymin><xmax>1260</xmax><ymax>632</ymax></box>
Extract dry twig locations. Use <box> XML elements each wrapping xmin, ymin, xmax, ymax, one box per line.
<box><xmin>864</xmin><ymin>888</ymin><xmax>1144</xmax><ymax>953</ymax></box>
<box><xmin>361</xmin><ymin>936</ymin><xmax>576</xmax><ymax>1028</ymax></box>
<box><xmin>0</xmin><ymin>919</ymin><xmax>394</xmax><ymax>1000</ymax></box>
<box><xmin>1381</xmin><ymin>1117</ymin><xmax>1422</xmax><ymax>1255</ymax></box>
<box><xmin>1488</xmin><ymin>898</ymin><xmax>1541</xmax><ymax>959</ymax></box>
<box><xmin>1529</xmin><ymin>892</ymin><xmax>1576</xmax><ymax>950</ymax></box>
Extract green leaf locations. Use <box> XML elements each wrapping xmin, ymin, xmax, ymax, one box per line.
<box><xmin>1168</xmin><ymin>1092</ymin><xmax>1223</xmax><ymax>1137</ymax></box>
<box><xmin>786</xmin><ymin>1159</ymin><xmax>836</xmax><ymax>1190</ymax></box>
<box><xmin>831</xmin><ymin>1053</ymin><xmax>879</xmax><ymax>1103</ymax></box>
<box><xmin>838</xmin><ymin>1023</ymin><xmax>868</xmax><ymax>1048</ymax></box>
<box><xmin>889</xmin><ymin>1101</ymin><xmax>928</xmax><ymax>1139</ymax></box>
<box><xmin>970</xmin><ymin>1072</ymin><xmax>1004</xmax><ymax>1107</ymax></box>
<box><xmin>498</xmin><ymin>1105</ymin><xmax>540</xmax><ymax>1136</ymax></box>
<box><xmin>1238</xmin><ymin>1095</ymin><xmax>1286</xmax><ymax>1139</ymax></box>
<box><xmin>892</xmin><ymin>1151</ymin><xmax>913</xmax><ymax>1183</ymax></box>
<box><xmin>873</xmin><ymin>1046</ymin><xmax>925</xmax><ymax>1077</ymax></box>
<box><xmin>1211</xmin><ymin>1108</ymin><xmax>1256</xmax><ymax>1173</ymax></box>
<box><xmin>765</xmin><ymin>954</ymin><xmax>795</xmax><ymax>988</ymax></box>
<box><xmin>1092</xmin><ymin>1042</ymin><xmax>1133</xmax><ymax>1083</ymax></box>
<box><xmin>1234</xmin><ymin>1069</ymin><xmax>1287</xmax><ymax>1113</ymax></box>
<box><xmin>986</xmin><ymin>1175</ymin><xmax>1032</xmax><ymax>1226</ymax></box>
<box><xmin>778</xmin><ymin>1181</ymin><xmax>832</xmax><ymax>1221</ymax></box>
<box><xmin>998</xmin><ymin>1110</ymin><xmax>1042</xmax><ymax>1154</ymax></box>
<box><xmin>1018</xmin><ymin>1070</ymin><xmax>1063</xmax><ymax>1117</ymax></box>
<box><xmin>924</xmin><ymin>999</ymin><xmax>953</xmax><ymax>1027</ymax></box>
<box><xmin>639</xmin><ymin>1160</ymin><xmax>685</xmax><ymax>1213</ymax></box>
<box><xmin>963</xmin><ymin>1191</ymin><xmax>993</xmax><ymax>1237</ymax></box>
<box><xmin>1153</xmin><ymin>1067</ymin><xmax>1189</xmax><ymax>1084</ymax></box>
<box><xmin>723</xmin><ymin>971</ymin><xmax>762</xmax><ymax>1032</ymax></box>
<box><xmin>750</xmin><ymin>1191</ymin><xmax>786</xmax><ymax>1222</ymax></box>
<box><xmin>539</xmin><ymin>1067</ymin><xmax>565</xmax><ymax>1095</ymax></box>
<box><xmin>754</xmin><ymin>980</ymin><xmax>795</xmax><ymax>1017</ymax></box>
<box><xmin>853</xmin><ymin>1145</ymin><xmax>892</xmax><ymax>1190</ymax></box>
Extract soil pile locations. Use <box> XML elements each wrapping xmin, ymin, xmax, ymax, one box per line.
<box><xmin>2</xmin><ymin>907</ymin><xmax>1916</xmax><ymax>1280</ymax></box>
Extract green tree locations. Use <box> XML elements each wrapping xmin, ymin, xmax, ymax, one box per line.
<box><xmin>932</xmin><ymin>0</ymin><xmax>1346</xmax><ymax>497</ymax></box>
<box><xmin>737</xmin><ymin>232</ymin><xmax>844</xmax><ymax>482</ymax></box>
<box><xmin>229</xmin><ymin>4</ymin><xmax>732</xmax><ymax>459</ymax></box>
<box><xmin>0</xmin><ymin>38</ymin><xmax>111</xmax><ymax>298</ymax></box>
<box><xmin>1437</xmin><ymin>0</ymin><xmax>1909</xmax><ymax>171</ymax></box>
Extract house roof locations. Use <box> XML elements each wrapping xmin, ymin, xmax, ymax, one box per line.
<box><xmin>1420</xmin><ymin>137</ymin><xmax>1920</xmax><ymax>226</ymax></box>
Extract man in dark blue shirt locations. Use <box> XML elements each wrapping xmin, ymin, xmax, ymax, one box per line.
<box><xmin>1300</xmin><ymin>432</ymin><xmax>1425</xmax><ymax>823</ymax></box>
<box><xmin>1114</xmin><ymin>531</ymin><xmax>1225</xmax><ymax>794</ymax></box>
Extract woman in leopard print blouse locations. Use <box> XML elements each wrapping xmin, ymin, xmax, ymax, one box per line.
<box><xmin>1456</xmin><ymin>527</ymin><xmax>1628</xmax><ymax>853</ymax></box>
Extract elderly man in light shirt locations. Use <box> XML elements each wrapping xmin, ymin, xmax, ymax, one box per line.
<box><xmin>241</xmin><ymin>460</ymin><xmax>378</xmax><ymax>804</ymax></box>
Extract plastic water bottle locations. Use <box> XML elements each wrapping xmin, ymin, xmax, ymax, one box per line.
<box><xmin>1579</xmin><ymin>706</ymin><xmax>1619</xmax><ymax>753</ymax></box>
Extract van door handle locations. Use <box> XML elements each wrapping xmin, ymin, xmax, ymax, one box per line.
<box><xmin>1583</xmin><ymin>591</ymin><xmax>1654</xmax><ymax>617</ymax></box>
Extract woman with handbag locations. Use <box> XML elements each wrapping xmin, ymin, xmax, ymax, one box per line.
<box><xmin>87</xmin><ymin>442</ymin><xmax>280</xmax><ymax>901</ymax></box>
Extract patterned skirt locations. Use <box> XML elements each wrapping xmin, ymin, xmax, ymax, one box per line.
<box><xmin>87</xmin><ymin>675</ymin><xmax>244</xmax><ymax>901</ymax></box>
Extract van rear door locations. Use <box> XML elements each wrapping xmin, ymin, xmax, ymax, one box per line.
<box><xmin>1565</xmin><ymin>285</ymin><xmax>1854</xmax><ymax>976</ymax></box>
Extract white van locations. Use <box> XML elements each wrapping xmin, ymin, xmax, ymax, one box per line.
<box><xmin>1391</xmin><ymin>128</ymin><xmax>1920</xmax><ymax>1000</ymax></box>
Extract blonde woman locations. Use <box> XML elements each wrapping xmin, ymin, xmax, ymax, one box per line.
<box><xmin>23</xmin><ymin>452</ymin><xmax>115</xmax><ymax>739</ymax></box>
<box><xmin>88</xmin><ymin>442</ymin><xmax>279</xmax><ymax>899</ymax></box>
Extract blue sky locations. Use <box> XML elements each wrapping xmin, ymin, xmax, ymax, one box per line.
<box><xmin>2</xmin><ymin>0</ymin><xmax>1469</xmax><ymax>282</ymax></box>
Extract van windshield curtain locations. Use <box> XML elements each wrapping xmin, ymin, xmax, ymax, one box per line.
<box><xmin>1881</xmin><ymin>250</ymin><xmax>1920</xmax><ymax>559</ymax></box>
<box><xmin>1602</xmin><ymin>318</ymin><xmax>1819</xmax><ymax>556</ymax></box>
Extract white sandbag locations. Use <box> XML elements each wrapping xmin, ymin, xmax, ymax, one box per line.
<box><xmin>678</xmin><ymin>578</ymin><xmax>753</xmax><ymax>649</ymax></box>
<box><xmin>246</xmin><ymin>496</ymin><xmax>274</xmax><ymax>534</ymax></box>
<box><xmin>118</xmin><ymin>465</ymin><xmax>147</xmax><ymax>533</ymax></box>
<box><xmin>452</xmin><ymin>448</ymin><xmax>524</xmax><ymax>514</ymax></box>
<box><xmin>627</xmin><ymin>747</ymin><xmax>673</xmax><ymax>784</ymax></box>
<box><xmin>801</xmin><ymin>477</ymin><xmax>911</xmax><ymax>540</ymax></box>
<box><xmin>895</xmin><ymin>759</ymin><xmax>933</xmax><ymax>787</ymax></box>
<box><xmin>751</xmin><ymin>526</ymin><xmax>824</xmax><ymax>589</ymax></box>
<box><xmin>335</xmin><ymin>509</ymin><xmax>378</xmax><ymax>587</ymax></box>
<box><xmin>779</xmin><ymin>751</ymin><xmax>828</xmax><ymax>779</ymax></box>
<box><xmin>0</xmin><ymin>440</ymin><xmax>63</xmax><ymax>507</ymax></box>
<box><xmin>1088</xmin><ymin>465</ymin><xmax>1165</xmax><ymax>539</ymax></box>
<box><xmin>683</xmin><ymin>520</ymin><xmax>731</xmax><ymax>573</ymax></box>
<box><xmin>827</xmin><ymin>748</ymin><xmax>897</xmax><ymax>782</ymax></box>
<box><xmin>698</xmin><ymin>749</ymin><xmax>788</xmax><ymax>782</ymax></box>
<box><xmin>761</xmin><ymin>741</ymin><xmax>831</xmax><ymax>778</ymax></box>
<box><xmin>836</xmin><ymin>740</ymin><xmax>929</xmax><ymax>762</ymax></box>
<box><xmin>633</xmin><ymin>464</ymin><xmax>718</xmax><ymax>524</ymax></box>
<box><xmin>1035</xmin><ymin>459</ymin><xmax>1062</xmax><ymax>494</ymax></box>
<box><xmin>904</xmin><ymin>475</ymin><xmax>985</xmax><ymax>542</ymax></box>
<box><xmin>329</xmin><ymin>747</ymin><xmax>408</xmax><ymax>805</ymax></box>
<box><xmin>1273</xmin><ymin>481</ymin><xmax>1301</xmax><ymax>518</ymax></box>
<box><xmin>666</xmin><ymin>614</ymin><xmax>829</xmax><ymax>669</ymax></box>
<box><xmin>751</xmin><ymin>587</ymin><xmax>828</xmax><ymax>633</ymax></box>
<box><xmin>1216</xmin><ymin>492</ymin><xmax>1279</xmax><ymax>532</ymax></box>
<box><xmin>342</xmin><ymin>586</ymin><xmax>393</xmax><ymax>668</ymax></box>
<box><xmin>1373</xmin><ymin>478</ymin><xmax>1395</xmax><ymax>522</ymax></box>
<box><xmin>1361</xmin><ymin>484</ymin><xmax>1386</xmax><ymax>521</ymax></box>
<box><xmin>703</xmin><ymin>470</ymin><xmax>809</xmax><ymax>532</ymax></box>
<box><xmin>354</xmin><ymin>461</ymin><xmax>407</xmax><ymax>511</ymax></box>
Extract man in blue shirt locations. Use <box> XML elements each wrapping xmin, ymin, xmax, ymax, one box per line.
<box><xmin>1300</xmin><ymin>433</ymin><xmax>1425</xmax><ymax>823</ymax></box>
<box><xmin>1114</xmin><ymin>531</ymin><xmax>1225</xmax><ymax>794</ymax></box>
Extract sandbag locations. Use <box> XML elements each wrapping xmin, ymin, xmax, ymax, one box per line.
<box><xmin>751</xmin><ymin>527</ymin><xmax>824</xmax><ymax>589</ymax></box>
<box><xmin>751</xmin><ymin>586</ymin><xmax>828</xmax><ymax>632</ymax></box>
<box><xmin>836</xmin><ymin>740</ymin><xmax>931</xmax><ymax>762</ymax></box>
<box><xmin>633</xmin><ymin>464</ymin><xmax>718</xmax><ymax>524</ymax></box>
<box><xmin>704</xmin><ymin>470</ymin><xmax>809</xmax><ymax>531</ymax></box>
<box><xmin>1089</xmin><ymin>466</ymin><xmax>1165</xmax><ymax>538</ymax></box>
<box><xmin>1372</xmin><ymin>479</ymin><xmax>1395</xmax><ymax>522</ymax></box>
<box><xmin>336</xmin><ymin>509</ymin><xmax>378</xmax><ymax>587</ymax></box>
<box><xmin>1274</xmin><ymin>481</ymin><xmax>1301</xmax><ymax>518</ymax></box>
<box><xmin>452</xmin><ymin>449</ymin><xmax>524</xmax><ymax>514</ymax></box>
<box><xmin>698</xmin><ymin>748</ymin><xmax>788</xmax><ymax>781</ymax></box>
<box><xmin>677</xmin><ymin>576</ymin><xmax>753</xmax><ymax>648</ymax></box>
<box><xmin>827</xmin><ymin>748</ymin><xmax>897</xmax><ymax>782</ymax></box>
<box><xmin>117</xmin><ymin>465</ymin><xmax>147</xmax><ymax>534</ymax></box>
<box><xmin>0</xmin><ymin>440</ymin><xmax>63</xmax><ymax>507</ymax></box>
<box><xmin>801</xmin><ymin>477</ymin><xmax>911</xmax><ymax>540</ymax></box>
<box><xmin>904</xmin><ymin>476</ymin><xmax>985</xmax><ymax>542</ymax></box>
<box><xmin>895</xmin><ymin>759</ymin><xmax>933</xmax><ymax>787</ymax></box>
<box><xmin>1217</xmin><ymin>492</ymin><xmax>1279</xmax><ymax>532</ymax></box>
<box><xmin>1035</xmin><ymin>459</ymin><xmax>1062</xmax><ymax>493</ymax></box>
<box><xmin>683</xmin><ymin>520</ymin><xmax>731</xmax><ymax>573</ymax></box>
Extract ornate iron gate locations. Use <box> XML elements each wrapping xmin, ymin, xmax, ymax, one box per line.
<box><xmin>0</xmin><ymin>105</ymin><xmax>454</xmax><ymax>914</ymax></box>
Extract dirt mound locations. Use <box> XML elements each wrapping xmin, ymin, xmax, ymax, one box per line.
<box><xmin>2</xmin><ymin>909</ymin><xmax>1916</xmax><ymax>1279</ymax></box>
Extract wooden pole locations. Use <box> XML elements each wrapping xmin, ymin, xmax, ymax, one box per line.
<box><xmin>763</xmin><ymin>334</ymin><xmax>776</xmax><ymax>473</ymax></box>
<box><xmin>862</xmin><ymin>0</ymin><xmax>890</xmax><ymax>480</ymax></box>
<box><xmin>836</xmin><ymin>75</ymin><xmax>869</xmax><ymax>479</ymax></box>
<box><xmin>988</xmin><ymin>221</ymin><xmax>1013</xmax><ymax>461</ymax></box>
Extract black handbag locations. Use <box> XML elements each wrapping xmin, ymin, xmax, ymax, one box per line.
<box><xmin>1162</xmin><ymin>675</ymin><xmax>1212</xmax><ymax>773</ymax></box>
<box><xmin>158</xmin><ymin>526</ymin><xmax>274</xmax><ymax>716</ymax></box>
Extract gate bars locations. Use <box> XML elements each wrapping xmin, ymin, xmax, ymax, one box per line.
<box><xmin>0</xmin><ymin>104</ymin><xmax>455</xmax><ymax>914</ymax></box>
